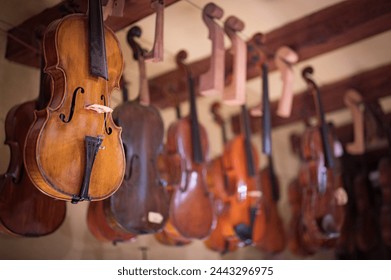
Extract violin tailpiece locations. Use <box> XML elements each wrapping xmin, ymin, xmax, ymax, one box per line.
<box><xmin>71</xmin><ymin>136</ymin><xmax>103</xmax><ymax>204</ymax></box>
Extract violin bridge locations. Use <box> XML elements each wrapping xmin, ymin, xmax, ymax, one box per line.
<box><xmin>71</xmin><ymin>136</ymin><xmax>103</xmax><ymax>204</ymax></box>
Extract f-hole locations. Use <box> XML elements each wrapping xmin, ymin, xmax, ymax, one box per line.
<box><xmin>60</xmin><ymin>87</ymin><xmax>84</xmax><ymax>123</ymax></box>
<box><xmin>101</xmin><ymin>95</ymin><xmax>112</xmax><ymax>135</ymax></box>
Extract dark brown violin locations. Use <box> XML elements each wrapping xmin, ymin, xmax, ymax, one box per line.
<box><xmin>204</xmin><ymin>102</ymin><xmax>240</xmax><ymax>254</ymax></box>
<box><xmin>87</xmin><ymin>200</ymin><xmax>136</xmax><ymax>244</ymax></box>
<box><xmin>287</xmin><ymin>134</ymin><xmax>316</xmax><ymax>256</ymax></box>
<box><xmin>24</xmin><ymin>0</ymin><xmax>125</xmax><ymax>203</ymax></box>
<box><xmin>104</xmin><ymin>26</ymin><xmax>169</xmax><ymax>234</ymax></box>
<box><xmin>299</xmin><ymin>66</ymin><xmax>346</xmax><ymax>250</ymax></box>
<box><xmin>0</xmin><ymin>29</ymin><xmax>66</xmax><ymax>236</ymax></box>
<box><xmin>167</xmin><ymin>50</ymin><xmax>215</xmax><ymax>239</ymax></box>
<box><xmin>368</xmin><ymin>101</ymin><xmax>391</xmax><ymax>248</ymax></box>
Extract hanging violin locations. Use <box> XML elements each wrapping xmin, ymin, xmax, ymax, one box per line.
<box><xmin>299</xmin><ymin>66</ymin><xmax>346</xmax><ymax>250</ymax></box>
<box><xmin>167</xmin><ymin>50</ymin><xmax>215</xmax><ymax>239</ymax></box>
<box><xmin>254</xmin><ymin>63</ymin><xmax>286</xmax><ymax>254</ymax></box>
<box><xmin>24</xmin><ymin>0</ymin><xmax>125</xmax><ymax>203</ymax></box>
<box><xmin>155</xmin><ymin>90</ymin><xmax>191</xmax><ymax>246</ymax></box>
<box><xmin>204</xmin><ymin>102</ymin><xmax>240</xmax><ymax>254</ymax></box>
<box><xmin>103</xmin><ymin>26</ymin><xmax>169</xmax><ymax>234</ymax></box>
<box><xmin>0</xmin><ymin>27</ymin><xmax>66</xmax><ymax>237</ymax></box>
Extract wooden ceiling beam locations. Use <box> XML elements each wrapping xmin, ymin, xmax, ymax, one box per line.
<box><xmin>148</xmin><ymin>0</ymin><xmax>391</xmax><ymax>109</ymax></box>
<box><xmin>5</xmin><ymin>0</ymin><xmax>182</xmax><ymax>68</ymax></box>
<box><xmin>230</xmin><ymin>63</ymin><xmax>391</xmax><ymax>135</ymax></box>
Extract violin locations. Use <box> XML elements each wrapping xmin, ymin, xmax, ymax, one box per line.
<box><xmin>104</xmin><ymin>26</ymin><xmax>169</xmax><ymax>234</ymax></box>
<box><xmin>24</xmin><ymin>0</ymin><xmax>125</xmax><ymax>203</ymax></box>
<box><xmin>252</xmin><ymin>60</ymin><xmax>285</xmax><ymax>253</ymax></box>
<box><xmin>204</xmin><ymin>102</ymin><xmax>240</xmax><ymax>254</ymax></box>
<box><xmin>222</xmin><ymin>105</ymin><xmax>264</xmax><ymax>245</ymax></box>
<box><xmin>368</xmin><ymin>101</ymin><xmax>391</xmax><ymax>248</ymax></box>
<box><xmin>0</xmin><ymin>29</ymin><xmax>66</xmax><ymax>237</ymax></box>
<box><xmin>167</xmin><ymin>50</ymin><xmax>215</xmax><ymax>239</ymax></box>
<box><xmin>287</xmin><ymin>134</ymin><xmax>316</xmax><ymax>256</ymax></box>
<box><xmin>155</xmin><ymin>92</ymin><xmax>191</xmax><ymax>246</ymax></box>
<box><xmin>87</xmin><ymin>200</ymin><xmax>136</xmax><ymax>244</ymax></box>
<box><xmin>298</xmin><ymin>66</ymin><xmax>346</xmax><ymax>250</ymax></box>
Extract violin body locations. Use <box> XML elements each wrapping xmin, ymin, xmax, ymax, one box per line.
<box><xmin>255</xmin><ymin>167</ymin><xmax>286</xmax><ymax>254</ymax></box>
<box><xmin>222</xmin><ymin>135</ymin><xmax>264</xmax><ymax>244</ymax></box>
<box><xmin>287</xmin><ymin>179</ymin><xmax>316</xmax><ymax>255</ymax></box>
<box><xmin>87</xmin><ymin>200</ymin><xmax>136</xmax><ymax>243</ymax></box>
<box><xmin>0</xmin><ymin>100</ymin><xmax>66</xmax><ymax>236</ymax></box>
<box><xmin>24</xmin><ymin>14</ymin><xmax>125</xmax><ymax>202</ymax></box>
<box><xmin>299</xmin><ymin>127</ymin><xmax>345</xmax><ymax>249</ymax></box>
<box><xmin>204</xmin><ymin>156</ymin><xmax>240</xmax><ymax>254</ymax></box>
<box><xmin>104</xmin><ymin>101</ymin><xmax>169</xmax><ymax>234</ymax></box>
<box><xmin>167</xmin><ymin>117</ymin><xmax>215</xmax><ymax>239</ymax></box>
<box><xmin>154</xmin><ymin>186</ymin><xmax>192</xmax><ymax>246</ymax></box>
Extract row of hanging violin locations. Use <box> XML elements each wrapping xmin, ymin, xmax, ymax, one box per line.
<box><xmin>0</xmin><ymin>0</ymin><xmax>292</xmax><ymax>252</ymax></box>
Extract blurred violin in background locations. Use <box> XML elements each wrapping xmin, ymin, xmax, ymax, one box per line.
<box><xmin>166</xmin><ymin>50</ymin><xmax>215</xmax><ymax>239</ymax></box>
<box><xmin>0</xmin><ymin>26</ymin><xmax>66</xmax><ymax>237</ymax></box>
<box><xmin>103</xmin><ymin>26</ymin><xmax>169</xmax><ymax>235</ymax></box>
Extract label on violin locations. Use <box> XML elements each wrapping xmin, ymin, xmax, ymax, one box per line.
<box><xmin>248</xmin><ymin>190</ymin><xmax>262</xmax><ymax>198</ymax></box>
<box><xmin>148</xmin><ymin>212</ymin><xmax>164</xmax><ymax>224</ymax></box>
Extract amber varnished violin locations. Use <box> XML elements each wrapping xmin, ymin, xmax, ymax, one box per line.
<box><xmin>24</xmin><ymin>0</ymin><xmax>125</xmax><ymax>203</ymax></box>
<box><xmin>167</xmin><ymin>50</ymin><xmax>215</xmax><ymax>239</ymax></box>
<box><xmin>204</xmin><ymin>102</ymin><xmax>240</xmax><ymax>254</ymax></box>
<box><xmin>155</xmin><ymin>90</ymin><xmax>192</xmax><ymax>246</ymax></box>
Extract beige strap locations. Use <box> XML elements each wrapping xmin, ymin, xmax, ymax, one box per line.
<box><xmin>276</xmin><ymin>46</ymin><xmax>299</xmax><ymax>117</ymax></box>
<box><xmin>199</xmin><ymin>3</ymin><xmax>225</xmax><ymax>97</ymax></box>
<box><xmin>223</xmin><ymin>16</ymin><xmax>247</xmax><ymax>106</ymax></box>
<box><xmin>103</xmin><ymin>0</ymin><xmax>125</xmax><ymax>21</ymax></box>
<box><xmin>144</xmin><ymin>0</ymin><xmax>164</xmax><ymax>62</ymax></box>
<box><xmin>344</xmin><ymin>89</ymin><xmax>365</xmax><ymax>155</ymax></box>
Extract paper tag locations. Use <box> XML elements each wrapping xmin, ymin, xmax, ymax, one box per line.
<box><xmin>248</xmin><ymin>190</ymin><xmax>262</xmax><ymax>198</ymax></box>
<box><xmin>148</xmin><ymin>212</ymin><xmax>164</xmax><ymax>224</ymax></box>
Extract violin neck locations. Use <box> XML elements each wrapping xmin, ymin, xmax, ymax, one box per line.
<box><xmin>261</xmin><ymin>63</ymin><xmax>272</xmax><ymax>155</ymax></box>
<box><xmin>88</xmin><ymin>0</ymin><xmax>108</xmax><ymax>80</ymax></box>
<box><xmin>137</xmin><ymin>54</ymin><xmax>150</xmax><ymax>106</ymax></box>
<box><xmin>122</xmin><ymin>85</ymin><xmax>129</xmax><ymax>103</ymax></box>
<box><xmin>241</xmin><ymin>104</ymin><xmax>255</xmax><ymax>177</ymax></box>
<box><xmin>188</xmin><ymin>73</ymin><xmax>204</xmax><ymax>163</ymax></box>
<box><xmin>268</xmin><ymin>155</ymin><xmax>280</xmax><ymax>202</ymax></box>
<box><xmin>313</xmin><ymin>82</ymin><xmax>334</xmax><ymax>168</ymax></box>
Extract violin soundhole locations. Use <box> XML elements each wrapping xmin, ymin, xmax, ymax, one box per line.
<box><xmin>59</xmin><ymin>87</ymin><xmax>84</xmax><ymax>123</ymax></box>
<box><xmin>100</xmin><ymin>95</ymin><xmax>112</xmax><ymax>135</ymax></box>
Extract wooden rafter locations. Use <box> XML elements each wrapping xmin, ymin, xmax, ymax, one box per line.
<box><xmin>5</xmin><ymin>0</ymin><xmax>181</xmax><ymax>68</ymax></box>
<box><xmin>148</xmin><ymin>0</ymin><xmax>391</xmax><ymax>109</ymax></box>
<box><xmin>230</xmin><ymin>63</ymin><xmax>391</xmax><ymax>135</ymax></box>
